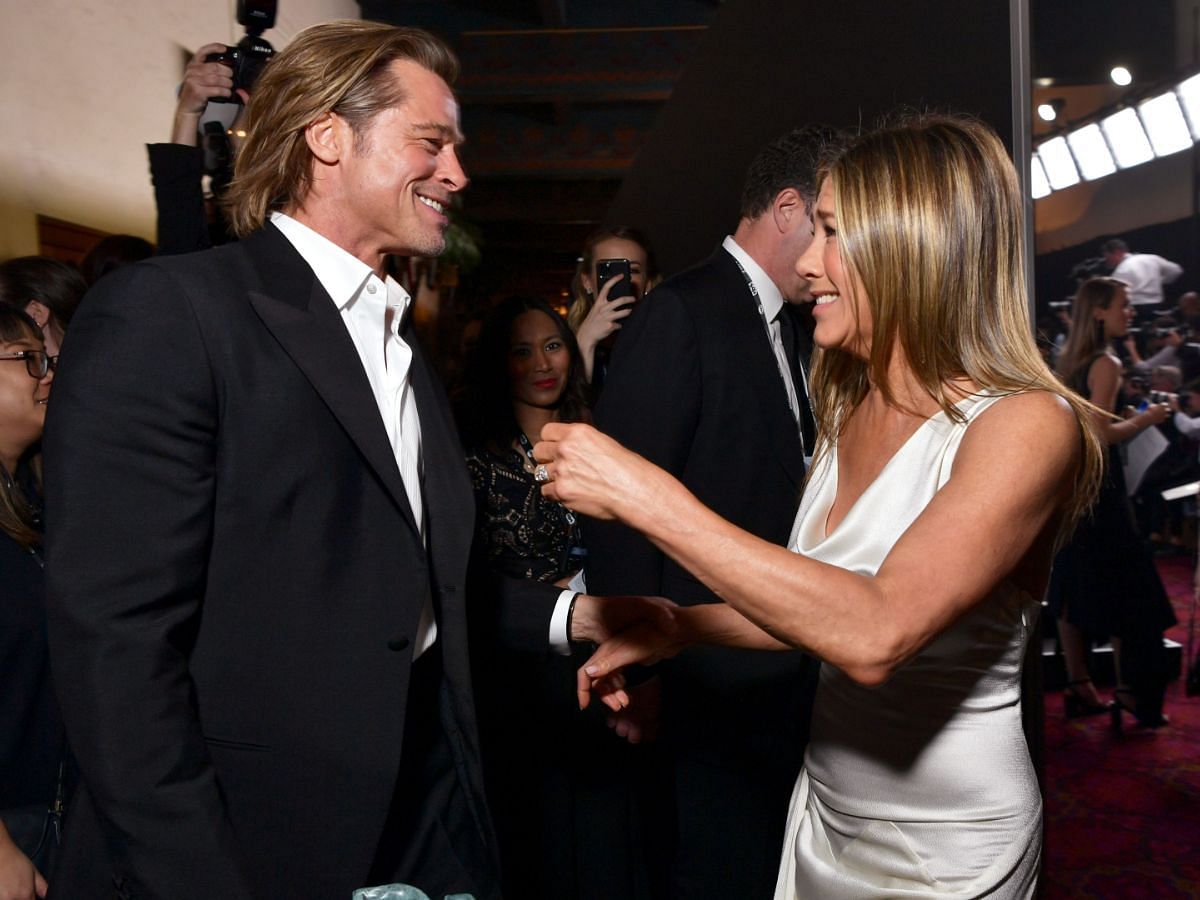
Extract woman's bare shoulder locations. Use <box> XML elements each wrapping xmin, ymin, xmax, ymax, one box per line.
<box><xmin>961</xmin><ymin>390</ymin><xmax>1080</xmax><ymax>469</ymax></box>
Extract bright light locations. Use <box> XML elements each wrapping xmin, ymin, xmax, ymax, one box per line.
<box><xmin>1031</xmin><ymin>155</ymin><xmax>1051</xmax><ymax>199</ymax></box>
<box><xmin>1111</xmin><ymin>66</ymin><xmax>1133</xmax><ymax>86</ymax></box>
<box><xmin>1101</xmin><ymin>108</ymin><xmax>1154</xmax><ymax>168</ymax></box>
<box><xmin>1178</xmin><ymin>72</ymin><xmax>1200</xmax><ymax>139</ymax></box>
<box><xmin>1139</xmin><ymin>92</ymin><xmax>1192</xmax><ymax>156</ymax></box>
<box><xmin>1037</xmin><ymin>103</ymin><xmax>1058</xmax><ymax>122</ymax></box>
<box><xmin>1067</xmin><ymin>124</ymin><xmax>1117</xmax><ymax>180</ymax></box>
<box><xmin>1038</xmin><ymin>137</ymin><xmax>1080</xmax><ymax>190</ymax></box>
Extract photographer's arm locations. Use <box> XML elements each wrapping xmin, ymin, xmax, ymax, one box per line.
<box><xmin>150</xmin><ymin>44</ymin><xmax>245</xmax><ymax>255</ymax></box>
<box><xmin>170</xmin><ymin>44</ymin><xmax>236</xmax><ymax>147</ymax></box>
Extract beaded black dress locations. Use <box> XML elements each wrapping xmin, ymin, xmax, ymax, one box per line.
<box><xmin>466</xmin><ymin>443</ymin><xmax>656</xmax><ymax>899</ymax></box>
<box><xmin>467</xmin><ymin>444</ymin><xmax>581</xmax><ymax>584</ymax></box>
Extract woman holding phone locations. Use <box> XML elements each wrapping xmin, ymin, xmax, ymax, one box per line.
<box><xmin>567</xmin><ymin>226</ymin><xmax>658</xmax><ymax>387</ymax></box>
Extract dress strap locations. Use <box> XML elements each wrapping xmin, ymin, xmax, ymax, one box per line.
<box><xmin>960</xmin><ymin>389</ymin><xmax>1018</xmax><ymax>422</ymax></box>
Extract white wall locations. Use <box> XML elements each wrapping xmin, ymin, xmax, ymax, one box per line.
<box><xmin>0</xmin><ymin>0</ymin><xmax>359</xmax><ymax>260</ymax></box>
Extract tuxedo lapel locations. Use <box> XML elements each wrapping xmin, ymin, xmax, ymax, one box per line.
<box><xmin>407</xmin><ymin>331</ymin><xmax>474</xmax><ymax>581</ymax></box>
<box><xmin>242</xmin><ymin>227</ymin><xmax>421</xmax><ymax>535</ymax></box>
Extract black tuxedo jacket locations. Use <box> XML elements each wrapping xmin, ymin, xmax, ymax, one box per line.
<box><xmin>587</xmin><ymin>246</ymin><xmax>815</xmax><ymax>757</ymax></box>
<box><xmin>43</xmin><ymin>226</ymin><xmax>497</xmax><ymax>899</ymax></box>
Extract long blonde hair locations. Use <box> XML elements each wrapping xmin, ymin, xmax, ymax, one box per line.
<box><xmin>1056</xmin><ymin>276</ymin><xmax>1129</xmax><ymax>381</ymax></box>
<box><xmin>566</xmin><ymin>226</ymin><xmax>657</xmax><ymax>332</ymax></box>
<box><xmin>224</xmin><ymin>21</ymin><xmax>458</xmax><ymax>237</ymax></box>
<box><xmin>810</xmin><ymin>113</ymin><xmax>1104</xmax><ymax>531</ymax></box>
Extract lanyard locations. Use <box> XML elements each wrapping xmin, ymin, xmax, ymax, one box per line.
<box><xmin>517</xmin><ymin>431</ymin><xmax>576</xmax><ymax>526</ymax></box>
<box><xmin>726</xmin><ymin>251</ymin><xmax>771</xmax><ymax>335</ymax></box>
<box><xmin>727</xmin><ymin>253</ymin><xmax>808</xmax><ymax>452</ymax></box>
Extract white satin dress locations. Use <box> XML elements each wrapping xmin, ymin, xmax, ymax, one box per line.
<box><xmin>774</xmin><ymin>392</ymin><xmax>1041</xmax><ymax>899</ymax></box>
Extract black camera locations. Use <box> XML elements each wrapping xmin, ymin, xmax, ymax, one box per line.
<box><xmin>206</xmin><ymin>0</ymin><xmax>277</xmax><ymax>101</ymax></box>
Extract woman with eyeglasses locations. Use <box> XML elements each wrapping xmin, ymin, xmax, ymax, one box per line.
<box><xmin>0</xmin><ymin>307</ymin><xmax>64</xmax><ymax>900</ymax></box>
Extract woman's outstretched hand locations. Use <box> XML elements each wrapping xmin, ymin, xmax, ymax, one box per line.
<box><xmin>534</xmin><ymin>422</ymin><xmax>656</xmax><ymax>521</ymax></box>
<box><xmin>577</xmin><ymin>606</ymin><xmax>690</xmax><ymax>712</ymax></box>
<box><xmin>0</xmin><ymin>822</ymin><xmax>46</xmax><ymax>900</ymax></box>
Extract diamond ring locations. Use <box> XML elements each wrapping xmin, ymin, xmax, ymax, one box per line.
<box><xmin>534</xmin><ymin>464</ymin><xmax>550</xmax><ymax>483</ymax></box>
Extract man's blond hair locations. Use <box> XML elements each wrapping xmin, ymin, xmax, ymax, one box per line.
<box><xmin>223</xmin><ymin>20</ymin><xmax>458</xmax><ymax>237</ymax></box>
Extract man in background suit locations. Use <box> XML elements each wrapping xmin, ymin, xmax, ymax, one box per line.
<box><xmin>585</xmin><ymin>126</ymin><xmax>837</xmax><ymax>899</ymax></box>
<box><xmin>44</xmin><ymin>22</ymin><xmax>503</xmax><ymax>900</ymax></box>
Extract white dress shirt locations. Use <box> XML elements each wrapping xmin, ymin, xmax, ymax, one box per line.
<box><xmin>1113</xmin><ymin>253</ymin><xmax>1184</xmax><ymax>307</ymax></box>
<box><xmin>271</xmin><ymin>212</ymin><xmax>437</xmax><ymax>658</ymax></box>
<box><xmin>722</xmin><ymin>236</ymin><xmax>805</xmax><ymax>450</ymax></box>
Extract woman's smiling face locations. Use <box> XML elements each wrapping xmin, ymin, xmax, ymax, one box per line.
<box><xmin>797</xmin><ymin>179</ymin><xmax>872</xmax><ymax>357</ymax></box>
<box><xmin>0</xmin><ymin>327</ymin><xmax>53</xmax><ymax>461</ymax></box>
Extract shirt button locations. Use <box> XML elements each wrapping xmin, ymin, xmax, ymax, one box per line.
<box><xmin>367</xmin><ymin>283</ymin><xmax>377</xmax><ymax>294</ymax></box>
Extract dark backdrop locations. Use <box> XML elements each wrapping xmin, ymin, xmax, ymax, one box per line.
<box><xmin>606</xmin><ymin>0</ymin><xmax>1017</xmax><ymax>278</ymax></box>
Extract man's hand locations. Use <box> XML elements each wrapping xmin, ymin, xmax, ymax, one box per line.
<box><xmin>605</xmin><ymin>676</ymin><xmax>662</xmax><ymax>744</ymax></box>
<box><xmin>569</xmin><ymin>593</ymin><xmax>675</xmax><ymax>645</ymax></box>
<box><xmin>171</xmin><ymin>43</ymin><xmax>246</xmax><ymax>145</ymax></box>
<box><xmin>0</xmin><ymin>823</ymin><xmax>47</xmax><ymax>900</ymax></box>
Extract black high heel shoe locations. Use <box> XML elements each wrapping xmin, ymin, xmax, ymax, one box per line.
<box><xmin>1063</xmin><ymin>679</ymin><xmax>1112</xmax><ymax>719</ymax></box>
<box><xmin>1110</xmin><ymin>687</ymin><xmax>1169</xmax><ymax>733</ymax></box>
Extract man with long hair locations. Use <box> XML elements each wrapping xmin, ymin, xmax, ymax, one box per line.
<box><xmin>43</xmin><ymin>22</ymin><xmax>499</xmax><ymax>899</ymax></box>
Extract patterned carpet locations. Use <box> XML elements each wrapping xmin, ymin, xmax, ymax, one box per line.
<box><xmin>1042</xmin><ymin>553</ymin><xmax>1200</xmax><ymax>899</ymax></box>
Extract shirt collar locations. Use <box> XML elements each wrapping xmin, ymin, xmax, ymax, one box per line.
<box><xmin>722</xmin><ymin>235</ymin><xmax>785</xmax><ymax>321</ymax></box>
<box><xmin>271</xmin><ymin>212</ymin><xmax>412</xmax><ymax>317</ymax></box>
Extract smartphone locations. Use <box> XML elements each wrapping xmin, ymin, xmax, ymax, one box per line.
<box><xmin>595</xmin><ymin>258</ymin><xmax>634</xmax><ymax>302</ymax></box>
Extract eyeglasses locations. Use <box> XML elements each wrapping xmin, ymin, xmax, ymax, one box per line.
<box><xmin>0</xmin><ymin>350</ymin><xmax>57</xmax><ymax>378</ymax></box>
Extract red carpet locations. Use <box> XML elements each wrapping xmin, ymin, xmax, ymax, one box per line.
<box><xmin>1042</xmin><ymin>554</ymin><xmax>1200</xmax><ymax>898</ymax></box>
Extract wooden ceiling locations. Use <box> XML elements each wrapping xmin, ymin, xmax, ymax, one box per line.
<box><xmin>356</xmin><ymin>1</ymin><xmax>719</xmax><ymax>302</ymax></box>
<box><xmin>357</xmin><ymin>0</ymin><xmax>1182</xmax><ymax>304</ymax></box>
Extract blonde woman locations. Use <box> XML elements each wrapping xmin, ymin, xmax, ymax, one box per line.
<box><xmin>566</xmin><ymin>226</ymin><xmax>657</xmax><ymax>386</ymax></box>
<box><xmin>1048</xmin><ymin>277</ymin><xmax>1175</xmax><ymax>729</ymax></box>
<box><xmin>533</xmin><ymin>114</ymin><xmax>1104</xmax><ymax>898</ymax></box>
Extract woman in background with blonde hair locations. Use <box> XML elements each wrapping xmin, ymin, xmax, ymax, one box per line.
<box><xmin>534</xmin><ymin>114</ymin><xmax>1104</xmax><ymax>898</ymax></box>
<box><xmin>566</xmin><ymin>226</ymin><xmax>657</xmax><ymax>387</ymax></box>
<box><xmin>1048</xmin><ymin>276</ymin><xmax>1176</xmax><ymax>729</ymax></box>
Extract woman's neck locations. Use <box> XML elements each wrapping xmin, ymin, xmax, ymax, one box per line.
<box><xmin>0</xmin><ymin>449</ymin><xmax>21</xmax><ymax>480</ymax></box>
<box><xmin>514</xmin><ymin>403</ymin><xmax>558</xmax><ymax>445</ymax></box>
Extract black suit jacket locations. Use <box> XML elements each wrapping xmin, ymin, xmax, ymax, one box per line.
<box><xmin>588</xmin><ymin>246</ymin><xmax>815</xmax><ymax>760</ymax></box>
<box><xmin>43</xmin><ymin>226</ymin><xmax>497</xmax><ymax>899</ymax></box>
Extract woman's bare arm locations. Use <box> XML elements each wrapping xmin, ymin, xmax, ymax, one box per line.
<box><xmin>543</xmin><ymin>391</ymin><xmax>1079</xmax><ymax>687</ymax></box>
<box><xmin>1088</xmin><ymin>354</ymin><xmax>1168</xmax><ymax>443</ymax></box>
